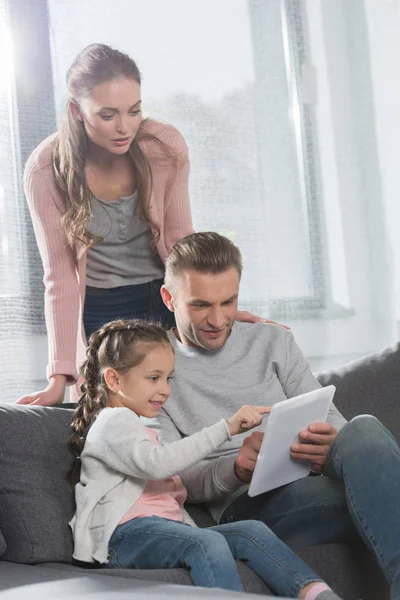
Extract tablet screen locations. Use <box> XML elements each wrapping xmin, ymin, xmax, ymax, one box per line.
<box><xmin>248</xmin><ymin>385</ymin><xmax>336</xmax><ymax>497</ymax></box>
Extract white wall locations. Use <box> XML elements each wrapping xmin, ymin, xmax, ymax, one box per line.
<box><xmin>364</xmin><ymin>0</ymin><xmax>400</xmax><ymax>321</ymax></box>
<box><xmin>290</xmin><ymin>0</ymin><xmax>398</xmax><ymax>367</ymax></box>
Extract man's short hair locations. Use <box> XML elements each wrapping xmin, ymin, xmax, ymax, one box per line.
<box><xmin>164</xmin><ymin>232</ymin><xmax>243</xmax><ymax>290</ymax></box>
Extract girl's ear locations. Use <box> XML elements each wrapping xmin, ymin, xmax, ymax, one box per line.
<box><xmin>104</xmin><ymin>368</ymin><xmax>121</xmax><ymax>393</ymax></box>
<box><xmin>161</xmin><ymin>285</ymin><xmax>175</xmax><ymax>312</ymax></box>
<box><xmin>70</xmin><ymin>99</ymin><xmax>84</xmax><ymax>122</ymax></box>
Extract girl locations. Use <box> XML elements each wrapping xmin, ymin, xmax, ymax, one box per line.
<box><xmin>18</xmin><ymin>43</ymin><xmax>271</xmax><ymax>407</ymax></box>
<box><xmin>69</xmin><ymin>319</ymin><xmax>342</xmax><ymax>600</ymax></box>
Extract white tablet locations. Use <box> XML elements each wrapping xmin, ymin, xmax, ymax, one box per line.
<box><xmin>248</xmin><ymin>385</ymin><xmax>336</xmax><ymax>497</ymax></box>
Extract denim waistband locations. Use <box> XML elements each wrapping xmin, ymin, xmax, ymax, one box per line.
<box><xmin>85</xmin><ymin>278</ymin><xmax>164</xmax><ymax>296</ymax></box>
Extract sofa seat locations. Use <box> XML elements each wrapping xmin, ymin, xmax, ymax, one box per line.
<box><xmin>42</xmin><ymin>559</ymin><xmax>273</xmax><ymax>595</ymax></box>
<box><xmin>0</xmin><ymin>561</ymin><xmax>279</xmax><ymax>599</ymax></box>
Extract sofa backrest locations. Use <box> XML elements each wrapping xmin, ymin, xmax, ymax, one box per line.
<box><xmin>0</xmin><ymin>404</ymin><xmax>75</xmax><ymax>564</ymax></box>
<box><xmin>317</xmin><ymin>342</ymin><xmax>400</xmax><ymax>443</ymax></box>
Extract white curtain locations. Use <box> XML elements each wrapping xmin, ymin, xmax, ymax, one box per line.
<box><xmin>1</xmin><ymin>0</ymin><xmax>399</xmax><ymax>403</ymax></box>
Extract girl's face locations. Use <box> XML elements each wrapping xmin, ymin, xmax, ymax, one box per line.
<box><xmin>77</xmin><ymin>77</ymin><xmax>142</xmax><ymax>155</ymax></box>
<box><xmin>107</xmin><ymin>344</ymin><xmax>175</xmax><ymax>418</ymax></box>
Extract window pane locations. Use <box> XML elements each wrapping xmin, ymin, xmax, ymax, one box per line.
<box><xmin>48</xmin><ymin>0</ymin><xmax>317</xmax><ymax>311</ymax></box>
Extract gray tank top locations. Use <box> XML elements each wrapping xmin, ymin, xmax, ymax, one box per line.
<box><xmin>86</xmin><ymin>192</ymin><xmax>165</xmax><ymax>288</ymax></box>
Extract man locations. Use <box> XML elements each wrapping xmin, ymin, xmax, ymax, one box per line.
<box><xmin>155</xmin><ymin>231</ymin><xmax>400</xmax><ymax>597</ymax></box>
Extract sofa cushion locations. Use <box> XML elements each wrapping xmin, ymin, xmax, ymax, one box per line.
<box><xmin>42</xmin><ymin>561</ymin><xmax>273</xmax><ymax>594</ymax></box>
<box><xmin>0</xmin><ymin>561</ymin><xmax>276</xmax><ymax>599</ymax></box>
<box><xmin>0</xmin><ymin>404</ymin><xmax>75</xmax><ymax>563</ymax></box>
<box><xmin>316</xmin><ymin>342</ymin><xmax>400</xmax><ymax>442</ymax></box>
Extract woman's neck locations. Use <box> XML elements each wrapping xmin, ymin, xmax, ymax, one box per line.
<box><xmin>86</xmin><ymin>141</ymin><xmax>125</xmax><ymax>170</ymax></box>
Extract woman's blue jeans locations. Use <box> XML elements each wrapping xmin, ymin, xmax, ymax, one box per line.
<box><xmin>83</xmin><ymin>278</ymin><xmax>175</xmax><ymax>339</ymax></box>
<box><xmin>108</xmin><ymin>517</ymin><xmax>323</xmax><ymax>596</ymax></box>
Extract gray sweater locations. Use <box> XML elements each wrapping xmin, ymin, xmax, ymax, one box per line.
<box><xmin>86</xmin><ymin>192</ymin><xmax>165</xmax><ymax>288</ymax></box>
<box><xmin>153</xmin><ymin>322</ymin><xmax>347</xmax><ymax>522</ymax></box>
<box><xmin>70</xmin><ymin>407</ymin><xmax>231</xmax><ymax>564</ymax></box>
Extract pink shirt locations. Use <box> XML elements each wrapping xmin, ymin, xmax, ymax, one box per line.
<box><xmin>24</xmin><ymin>120</ymin><xmax>194</xmax><ymax>397</ymax></box>
<box><xmin>120</xmin><ymin>428</ymin><xmax>187</xmax><ymax>524</ymax></box>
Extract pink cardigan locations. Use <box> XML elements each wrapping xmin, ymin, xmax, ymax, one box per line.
<box><xmin>24</xmin><ymin>120</ymin><xmax>194</xmax><ymax>387</ymax></box>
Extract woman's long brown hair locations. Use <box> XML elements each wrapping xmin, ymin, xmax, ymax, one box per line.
<box><xmin>52</xmin><ymin>43</ymin><xmax>175</xmax><ymax>253</ymax></box>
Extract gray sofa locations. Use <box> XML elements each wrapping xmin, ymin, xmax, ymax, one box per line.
<box><xmin>0</xmin><ymin>342</ymin><xmax>399</xmax><ymax>599</ymax></box>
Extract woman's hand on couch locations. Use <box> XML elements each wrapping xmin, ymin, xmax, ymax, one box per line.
<box><xmin>16</xmin><ymin>375</ymin><xmax>66</xmax><ymax>406</ymax></box>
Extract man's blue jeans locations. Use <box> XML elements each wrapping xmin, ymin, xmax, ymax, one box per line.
<box><xmin>108</xmin><ymin>517</ymin><xmax>325</xmax><ymax>597</ymax></box>
<box><xmin>221</xmin><ymin>415</ymin><xmax>400</xmax><ymax>599</ymax></box>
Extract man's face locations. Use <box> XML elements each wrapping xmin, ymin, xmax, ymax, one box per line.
<box><xmin>166</xmin><ymin>268</ymin><xmax>240</xmax><ymax>351</ymax></box>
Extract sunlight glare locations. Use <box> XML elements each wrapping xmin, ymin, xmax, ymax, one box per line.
<box><xmin>0</xmin><ymin>13</ymin><xmax>14</xmax><ymax>95</ymax></box>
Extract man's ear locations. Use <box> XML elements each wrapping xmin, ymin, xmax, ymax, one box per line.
<box><xmin>69</xmin><ymin>99</ymin><xmax>84</xmax><ymax>122</ymax></box>
<box><xmin>104</xmin><ymin>368</ymin><xmax>121</xmax><ymax>393</ymax></box>
<box><xmin>161</xmin><ymin>285</ymin><xmax>175</xmax><ymax>312</ymax></box>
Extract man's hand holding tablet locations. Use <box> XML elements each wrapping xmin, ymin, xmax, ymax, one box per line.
<box><xmin>291</xmin><ymin>421</ymin><xmax>338</xmax><ymax>474</ymax></box>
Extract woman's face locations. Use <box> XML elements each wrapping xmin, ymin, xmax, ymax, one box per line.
<box><xmin>77</xmin><ymin>77</ymin><xmax>142</xmax><ymax>155</ymax></box>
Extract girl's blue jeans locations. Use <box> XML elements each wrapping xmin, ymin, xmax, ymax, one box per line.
<box><xmin>108</xmin><ymin>516</ymin><xmax>323</xmax><ymax>596</ymax></box>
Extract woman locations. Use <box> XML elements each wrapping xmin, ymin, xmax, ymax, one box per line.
<box><xmin>18</xmin><ymin>43</ymin><xmax>265</xmax><ymax>406</ymax></box>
